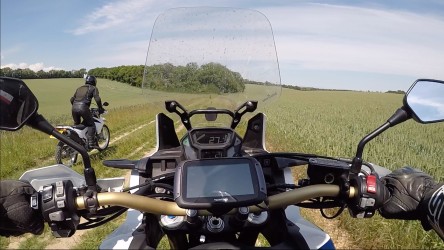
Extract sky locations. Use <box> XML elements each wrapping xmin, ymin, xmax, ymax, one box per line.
<box><xmin>2</xmin><ymin>0</ymin><xmax>444</xmax><ymax>91</ymax></box>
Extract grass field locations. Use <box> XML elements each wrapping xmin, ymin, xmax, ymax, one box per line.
<box><xmin>264</xmin><ymin>88</ymin><xmax>444</xmax><ymax>249</ymax></box>
<box><xmin>21</xmin><ymin>78</ymin><xmax>171</xmax><ymax>120</ymax></box>
<box><xmin>1</xmin><ymin>79</ymin><xmax>443</xmax><ymax>249</ymax></box>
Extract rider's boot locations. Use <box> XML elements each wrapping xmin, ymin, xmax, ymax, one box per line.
<box><xmin>87</xmin><ymin>126</ymin><xmax>100</xmax><ymax>150</ymax></box>
<box><xmin>88</xmin><ymin>137</ymin><xmax>100</xmax><ymax>150</ymax></box>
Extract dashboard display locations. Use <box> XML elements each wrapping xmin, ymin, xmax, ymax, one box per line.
<box><xmin>192</xmin><ymin>129</ymin><xmax>232</xmax><ymax>145</ymax></box>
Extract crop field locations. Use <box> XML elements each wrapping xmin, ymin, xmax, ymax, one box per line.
<box><xmin>1</xmin><ymin>79</ymin><xmax>443</xmax><ymax>249</ymax></box>
<box><xmin>264</xmin><ymin>88</ymin><xmax>444</xmax><ymax>249</ymax></box>
<box><xmin>18</xmin><ymin>78</ymin><xmax>182</xmax><ymax>120</ymax></box>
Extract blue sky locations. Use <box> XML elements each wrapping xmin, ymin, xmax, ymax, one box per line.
<box><xmin>2</xmin><ymin>0</ymin><xmax>444</xmax><ymax>91</ymax></box>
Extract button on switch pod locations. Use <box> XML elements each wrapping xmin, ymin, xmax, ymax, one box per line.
<box><xmin>366</xmin><ymin>175</ymin><xmax>377</xmax><ymax>194</ymax></box>
<box><xmin>49</xmin><ymin>211</ymin><xmax>65</xmax><ymax>221</ymax></box>
<box><xmin>42</xmin><ymin>185</ymin><xmax>53</xmax><ymax>202</ymax></box>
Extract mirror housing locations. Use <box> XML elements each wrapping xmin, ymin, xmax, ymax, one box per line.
<box><xmin>0</xmin><ymin>77</ymin><xmax>39</xmax><ymax>131</ymax></box>
<box><xmin>404</xmin><ymin>79</ymin><xmax>444</xmax><ymax>124</ymax></box>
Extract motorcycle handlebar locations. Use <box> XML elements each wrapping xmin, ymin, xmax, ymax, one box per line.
<box><xmin>91</xmin><ymin>108</ymin><xmax>106</xmax><ymax>116</ymax></box>
<box><xmin>75</xmin><ymin>184</ymin><xmax>356</xmax><ymax>216</ymax></box>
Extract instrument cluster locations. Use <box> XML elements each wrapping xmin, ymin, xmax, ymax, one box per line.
<box><xmin>182</xmin><ymin>128</ymin><xmax>242</xmax><ymax>159</ymax></box>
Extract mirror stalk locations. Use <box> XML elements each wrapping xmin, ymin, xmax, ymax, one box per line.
<box><xmin>351</xmin><ymin>107</ymin><xmax>410</xmax><ymax>174</ymax></box>
<box><xmin>387</xmin><ymin>107</ymin><xmax>410</xmax><ymax>127</ymax></box>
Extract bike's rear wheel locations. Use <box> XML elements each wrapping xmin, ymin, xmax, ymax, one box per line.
<box><xmin>55</xmin><ymin>141</ymin><xmax>78</xmax><ymax>167</ymax></box>
<box><xmin>97</xmin><ymin>124</ymin><xmax>110</xmax><ymax>151</ymax></box>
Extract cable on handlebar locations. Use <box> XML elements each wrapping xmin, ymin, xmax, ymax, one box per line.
<box><xmin>267</xmin><ymin>183</ymin><xmax>298</xmax><ymax>191</ymax></box>
<box><xmin>319</xmin><ymin>197</ymin><xmax>346</xmax><ymax>219</ymax></box>
<box><xmin>123</xmin><ymin>178</ymin><xmax>155</xmax><ymax>192</ymax></box>
<box><xmin>337</xmin><ymin>157</ymin><xmax>376</xmax><ymax>175</ymax></box>
<box><xmin>321</xmin><ymin>205</ymin><xmax>345</xmax><ymax>219</ymax></box>
<box><xmin>146</xmin><ymin>193</ymin><xmax>174</xmax><ymax>200</ymax></box>
<box><xmin>254</xmin><ymin>203</ymin><xmax>269</xmax><ymax>211</ymax></box>
<box><xmin>81</xmin><ymin>205</ymin><xmax>126</xmax><ymax>218</ymax></box>
<box><xmin>77</xmin><ymin>208</ymin><xmax>127</xmax><ymax>230</ymax></box>
<box><xmin>123</xmin><ymin>175</ymin><xmax>174</xmax><ymax>193</ymax></box>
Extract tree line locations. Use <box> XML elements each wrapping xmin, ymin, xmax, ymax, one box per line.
<box><xmin>282</xmin><ymin>83</ymin><xmax>405</xmax><ymax>93</ymax></box>
<box><xmin>1</xmin><ymin>63</ymin><xmax>246</xmax><ymax>94</ymax></box>
<box><xmin>90</xmin><ymin>63</ymin><xmax>245</xmax><ymax>93</ymax></box>
<box><xmin>0</xmin><ymin>67</ymin><xmax>87</xmax><ymax>79</ymax></box>
<box><xmin>0</xmin><ymin>64</ymin><xmax>404</xmax><ymax>94</ymax></box>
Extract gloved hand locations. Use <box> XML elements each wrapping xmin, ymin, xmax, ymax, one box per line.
<box><xmin>379</xmin><ymin>167</ymin><xmax>441</xmax><ymax>228</ymax></box>
<box><xmin>0</xmin><ymin>180</ymin><xmax>44</xmax><ymax>236</ymax></box>
<box><xmin>99</xmin><ymin>107</ymin><xmax>105</xmax><ymax>114</ymax></box>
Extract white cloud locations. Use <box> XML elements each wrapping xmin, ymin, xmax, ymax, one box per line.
<box><xmin>1</xmin><ymin>62</ymin><xmax>63</xmax><ymax>72</ymax></box>
<box><xmin>77</xmin><ymin>3</ymin><xmax>444</xmax><ymax>81</ymax></box>
<box><xmin>70</xmin><ymin>0</ymin><xmax>158</xmax><ymax>35</ymax></box>
<box><xmin>259</xmin><ymin>3</ymin><xmax>444</xmax><ymax>79</ymax></box>
<box><xmin>5</xmin><ymin>2</ymin><xmax>442</xmax><ymax>91</ymax></box>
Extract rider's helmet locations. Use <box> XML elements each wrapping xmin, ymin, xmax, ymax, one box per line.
<box><xmin>85</xmin><ymin>75</ymin><xmax>97</xmax><ymax>86</ymax></box>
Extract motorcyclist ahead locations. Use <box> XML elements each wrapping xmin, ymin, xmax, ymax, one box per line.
<box><xmin>0</xmin><ymin>167</ymin><xmax>443</xmax><ymax>240</ymax></box>
<box><xmin>70</xmin><ymin>75</ymin><xmax>105</xmax><ymax>149</ymax></box>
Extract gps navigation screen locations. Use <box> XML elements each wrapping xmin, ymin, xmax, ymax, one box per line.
<box><xmin>185</xmin><ymin>163</ymin><xmax>254</xmax><ymax>198</ymax></box>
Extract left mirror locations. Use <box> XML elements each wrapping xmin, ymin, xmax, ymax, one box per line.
<box><xmin>0</xmin><ymin>77</ymin><xmax>38</xmax><ymax>131</ymax></box>
<box><xmin>404</xmin><ymin>79</ymin><xmax>444</xmax><ymax>124</ymax></box>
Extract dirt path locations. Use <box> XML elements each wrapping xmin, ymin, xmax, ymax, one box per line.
<box><xmin>43</xmin><ymin>218</ymin><xmax>90</xmax><ymax>250</ymax></box>
<box><xmin>6</xmin><ymin>235</ymin><xmax>31</xmax><ymax>249</ymax></box>
<box><xmin>36</xmin><ymin>120</ymin><xmax>156</xmax><ymax>167</ymax></box>
<box><xmin>291</xmin><ymin>167</ymin><xmax>358</xmax><ymax>249</ymax></box>
<box><xmin>301</xmin><ymin>208</ymin><xmax>359</xmax><ymax>249</ymax></box>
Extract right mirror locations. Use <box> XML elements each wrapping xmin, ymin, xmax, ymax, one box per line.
<box><xmin>405</xmin><ymin>79</ymin><xmax>444</xmax><ymax>123</ymax></box>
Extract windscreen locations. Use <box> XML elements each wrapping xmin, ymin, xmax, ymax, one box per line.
<box><xmin>142</xmin><ymin>7</ymin><xmax>281</xmax><ymax>127</ymax></box>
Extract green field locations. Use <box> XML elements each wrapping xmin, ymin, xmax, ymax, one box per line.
<box><xmin>1</xmin><ymin>79</ymin><xmax>443</xmax><ymax>249</ymax></box>
<box><xmin>264</xmin><ymin>88</ymin><xmax>444</xmax><ymax>249</ymax></box>
<box><xmin>22</xmin><ymin>78</ymin><xmax>166</xmax><ymax>120</ymax></box>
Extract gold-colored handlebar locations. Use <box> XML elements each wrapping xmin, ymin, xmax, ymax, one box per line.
<box><xmin>75</xmin><ymin>184</ymin><xmax>355</xmax><ymax>216</ymax></box>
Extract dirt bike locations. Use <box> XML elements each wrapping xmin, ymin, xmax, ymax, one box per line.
<box><xmin>51</xmin><ymin>103</ymin><xmax>110</xmax><ymax>167</ymax></box>
<box><xmin>1</xmin><ymin>7</ymin><xmax>444</xmax><ymax>250</ymax></box>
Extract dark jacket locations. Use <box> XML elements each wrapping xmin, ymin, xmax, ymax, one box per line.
<box><xmin>70</xmin><ymin>84</ymin><xmax>102</xmax><ymax>108</ymax></box>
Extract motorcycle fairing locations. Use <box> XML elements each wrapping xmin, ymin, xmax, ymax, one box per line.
<box><xmin>99</xmin><ymin>209</ymin><xmax>145</xmax><ymax>250</ymax></box>
<box><xmin>242</xmin><ymin>113</ymin><xmax>267</xmax><ymax>152</ymax></box>
<box><xmin>94</xmin><ymin>116</ymin><xmax>105</xmax><ymax>134</ymax></box>
<box><xmin>156</xmin><ymin>113</ymin><xmax>180</xmax><ymax>150</ymax></box>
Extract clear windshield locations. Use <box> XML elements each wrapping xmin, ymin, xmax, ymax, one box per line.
<box><xmin>142</xmin><ymin>7</ymin><xmax>281</xmax><ymax>127</ymax></box>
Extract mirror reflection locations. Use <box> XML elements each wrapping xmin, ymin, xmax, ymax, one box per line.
<box><xmin>405</xmin><ymin>79</ymin><xmax>444</xmax><ymax>123</ymax></box>
<box><xmin>0</xmin><ymin>77</ymin><xmax>38</xmax><ymax>131</ymax></box>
